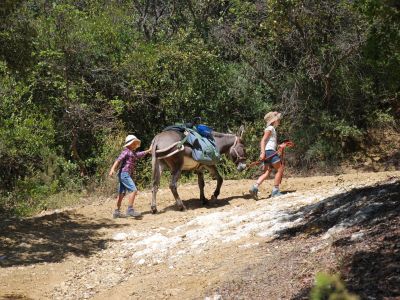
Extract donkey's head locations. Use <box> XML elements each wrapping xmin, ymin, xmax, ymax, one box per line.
<box><xmin>229</xmin><ymin>125</ymin><xmax>247</xmax><ymax>171</ymax></box>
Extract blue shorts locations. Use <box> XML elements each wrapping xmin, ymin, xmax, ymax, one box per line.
<box><xmin>118</xmin><ymin>172</ymin><xmax>137</xmax><ymax>194</ymax></box>
<box><xmin>263</xmin><ymin>150</ymin><xmax>281</xmax><ymax>166</ymax></box>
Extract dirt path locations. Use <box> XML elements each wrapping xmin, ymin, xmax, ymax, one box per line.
<box><xmin>1</xmin><ymin>171</ymin><xmax>399</xmax><ymax>300</ymax></box>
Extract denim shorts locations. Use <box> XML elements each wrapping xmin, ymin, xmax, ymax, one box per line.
<box><xmin>118</xmin><ymin>172</ymin><xmax>137</xmax><ymax>194</ymax></box>
<box><xmin>263</xmin><ymin>150</ymin><xmax>281</xmax><ymax>166</ymax></box>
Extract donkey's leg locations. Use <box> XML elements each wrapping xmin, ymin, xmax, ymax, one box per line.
<box><xmin>170</xmin><ymin>168</ymin><xmax>186</xmax><ymax>211</ymax></box>
<box><xmin>151</xmin><ymin>157</ymin><xmax>162</xmax><ymax>214</ymax></box>
<box><xmin>206</xmin><ymin>165</ymin><xmax>223</xmax><ymax>201</ymax></box>
<box><xmin>196</xmin><ymin>170</ymin><xmax>209</xmax><ymax>205</ymax></box>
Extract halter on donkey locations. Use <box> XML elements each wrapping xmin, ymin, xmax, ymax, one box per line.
<box><xmin>150</xmin><ymin>125</ymin><xmax>246</xmax><ymax>213</ymax></box>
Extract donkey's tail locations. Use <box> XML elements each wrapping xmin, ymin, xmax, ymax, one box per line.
<box><xmin>151</xmin><ymin>137</ymin><xmax>159</xmax><ymax>185</ymax></box>
<box><xmin>150</xmin><ymin>137</ymin><xmax>157</xmax><ymax>156</ymax></box>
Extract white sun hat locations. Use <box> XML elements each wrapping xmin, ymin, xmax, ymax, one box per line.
<box><xmin>264</xmin><ymin>111</ymin><xmax>282</xmax><ymax>126</ymax></box>
<box><xmin>124</xmin><ymin>134</ymin><xmax>141</xmax><ymax>148</ymax></box>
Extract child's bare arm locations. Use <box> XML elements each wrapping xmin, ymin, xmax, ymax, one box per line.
<box><xmin>136</xmin><ymin>148</ymin><xmax>152</xmax><ymax>158</ymax></box>
<box><xmin>109</xmin><ymin>160</ymin><xmax>120</xmax><ymax>177</ymax></box>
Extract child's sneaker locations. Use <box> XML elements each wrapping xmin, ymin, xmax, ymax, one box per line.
<box><xmin>113</xmin><ymin>209</ymin><xmax>122</xmax><ymax>218</ymax></box>
<box><xmin>249</xmin><ymin>185</ymin><xmax>259</xmax><ymax>200</ymax></box>
<box><xmin>271</xmin><ymin>189</ymin><xmax>283</xmax><ymax>197</ymax></box>
<box><xmin>126</xmin><ymin>208</ymin><xmax>142</xmax><ymax>218</ymax></box>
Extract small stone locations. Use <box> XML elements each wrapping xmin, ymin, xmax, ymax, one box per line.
<box><xmin>19</xmin><ymin>242</ymin><xmax>32</xmax><ymax>248</ymax></box>
<box><xmin>350</xmin><ymin>232</ymin><xmax>365</xmax><ymax>241</ymax></box>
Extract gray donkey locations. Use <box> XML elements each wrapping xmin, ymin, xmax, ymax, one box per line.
<box><xmin>150</xmin><ymin>126</ymin><xmax>247</xmax><ymax>213</ymax></box>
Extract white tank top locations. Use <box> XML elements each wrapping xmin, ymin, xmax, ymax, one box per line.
<box><xmin>265</xmin><ymin>125</ymin><xmax>277</xmax><ymax>150</ymax></box>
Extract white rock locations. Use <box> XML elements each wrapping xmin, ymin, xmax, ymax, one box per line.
<box><xmin>113</xmin><ymin>232</ymin><xmax>128</xmax><ymax>241</ymax></box>
<box><xmin>350</xmin><ymin>232</ymin><xmax>365</xmax><ymax>241</ymax></box>
<box><xmin>205</xmin><ymin>295</ymin><xmax>222</xmax><ymax>300</ymax></box>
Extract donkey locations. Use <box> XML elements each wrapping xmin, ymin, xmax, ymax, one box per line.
<box><xmin>150</xmin><ymin>126</ymin><xmax>246</xmax><ymax>213</ymax></box>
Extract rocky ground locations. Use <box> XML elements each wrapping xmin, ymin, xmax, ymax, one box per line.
<box><xmin>1</xmin><ymin>171</ymin><xmax>399</xmax><ymax>300</ymax></box>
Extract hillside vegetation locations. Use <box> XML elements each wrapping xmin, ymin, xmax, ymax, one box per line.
<box><xmin>1</xmin><ymin>0</ymin><xmax>399</xmax><ymax>215</ymax></box>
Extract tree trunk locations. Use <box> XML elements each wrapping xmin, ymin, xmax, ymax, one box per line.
<box><xmin>71</xmin><ymin>130</ymin><xmax>87</xmax><ymax>177</ymax></box>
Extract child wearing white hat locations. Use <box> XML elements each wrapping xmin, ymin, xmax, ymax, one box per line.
<box><xmin>109</xmin><ymin>135</ymin><xmax>151</xmax><ymax>218</ymax></box>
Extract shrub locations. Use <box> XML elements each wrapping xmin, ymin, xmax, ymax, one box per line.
<box><xmin>310</xmin><ymin>272</ymin><xmax>358</xmax><ymax>300</ymax></box>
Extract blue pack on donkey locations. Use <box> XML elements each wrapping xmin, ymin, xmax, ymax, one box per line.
<box><xmin>187</xmin><ymin>125</ymin><xmax>220</xmax><ymax>165</ymax></box>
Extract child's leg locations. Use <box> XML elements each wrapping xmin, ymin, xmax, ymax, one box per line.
<box><xmin>113</xmin><ymin>192</ymin><xmax>125</xmax><ymax>218</ymax></box>
<box><xmin>116</xmin><ymin>193</ymin><xmax>125</xmax><ymax>210</ymax></box>
<box><xmin>255</xmin><ymin>165</ymin><xmax>271</xmax><ymax>187</ymax></box>
<box><xmin>119</xmin><ymin>173</ymin><xmax>141</xmax><ymax>217</ymax></box>
<box><xmin>119</xmin><ymin>172</ymin><xmax>137</xmax><ymax>207</ymax></box>
<box><xmin>250</xmin><ymin>165</ymin><xmax>271</xmax><ymax>198</ymax></box>
<box><xmin>115</xmin><ymin>174</ymin><xmax>126</xmax><ymax>211</ymax></box>
<box><xmin>127</xmin><ymin>191</ymin><xmax>138</xmax><ymax>207</ymax></box>
<box><xmin>273</xmin><ymin>161</ymin><xmax>284</xmax><ymax>186</ymax></box>
<box><xmin>271</xmin><ymin>161</ymin><xmax>284</xmax><ymax>194</ymax></box>
<box><xmin>126</xmin><ymin>190</ymin><xmax>141</xmax><ymax>217</ymax></box>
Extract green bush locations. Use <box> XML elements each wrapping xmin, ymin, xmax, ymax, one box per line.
<box><xmin>310</xmin><ymin>272</ymin><xmax>359</xmax><ymax>300</ymax></box>
<box><xmin>1</xmin><ymin>0</ymin><xmax>399</xmax><ymax>216</ymax></box>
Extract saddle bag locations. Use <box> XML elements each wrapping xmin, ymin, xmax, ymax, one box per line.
<box><xmin>186</xmin><ymin>130</ymin><xmax>220</xmax><ymax>165</ymax></box>
<box><xmin>195</xmin><ymin>124</ymin><xmax>213</xmax><ymax>139</ymax></box>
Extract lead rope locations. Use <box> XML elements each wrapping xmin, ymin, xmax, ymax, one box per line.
<box><xmin>246</xmin><ymin>140</ymin><xmax>295</xmax><ymax>169</ymax></box>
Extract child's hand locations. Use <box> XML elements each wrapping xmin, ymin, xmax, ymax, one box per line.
<box><xmin>109</xmin><ymin>170</ymin><xmax>115</xmax><ymax>177</ymax></box>
<box><xmin>259</xmin><ymin>152</ymin><xmax>266</xmax><ymax>161</ymax></box>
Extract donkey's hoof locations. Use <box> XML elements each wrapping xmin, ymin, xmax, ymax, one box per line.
<box><xmin>202</xmin><ymin>199</ymin><xmax>210</xmax><ymax>206</ymax></box>
<box><xmin>201</xmin><ymin>197</ymin><xmax>209</xmax><ymax>206</ymax></box>
<box><xmin>211</xmin><ymin>195</ymin><xmax>218</xmax><ymax>201</ymax></box>
<box><xmin>151</xmin><ymin>206</ymin><xmax>158</xmax><ymax>214</ymax></box>
<box><xmin>179</xmin><ymin>205</ymin><xmax>187</xmax><ymax>212</ymax></box>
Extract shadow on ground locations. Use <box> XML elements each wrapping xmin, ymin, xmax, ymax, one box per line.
<box><xmin>285</xmin><ymin>178</ymin><xmax>400</xmax><ymax>300</ymax></box>
<box><xmin>0</xmin><ymin>212</ymin><xmax>127</xmax><ymax>267</ymax></box>
<box><xmin>208</xmin><ymin>178</ymin><xmax>400</xmax><ymax>300</ymax></box>
<box><xmin>143</xmin><ymin>184</ymin><xmax>296</xmax><ymax>215</ymax></box>
<box><xmin>0</xmin><ymin>293</ymin><xmax>34</xmax><ymax>300</ymax></box>
<box><xmin>153</xmin><ymin>193</ymin><xmax>253</xmax><ymax>214</ymax></box>
<box><xmin>338</xmin><ymin>214</ymin><xmax>400</xmax><ymax>299</ymax></box>
<box><xmin>276</xmin><ymin>178</ymin><xmax>400</xmax><ymax>240</ymax></box>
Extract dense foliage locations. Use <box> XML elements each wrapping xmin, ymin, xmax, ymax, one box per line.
<box><xmin>0</xmin><ymin>0</ymin><xmax>399</xmax><ymax>215</ymax></box>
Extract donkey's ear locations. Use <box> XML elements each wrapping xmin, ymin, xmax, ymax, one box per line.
<box><xmin>237</xmin><ymin>125</ymin><xmax>245</xmax><ymax>138</ymax></box>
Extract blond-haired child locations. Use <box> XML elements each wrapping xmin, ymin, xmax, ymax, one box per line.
<box><xmin>249</xmin><ymin>111</ymin><xmax>284</xmax><ymax>198</ymax></box>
